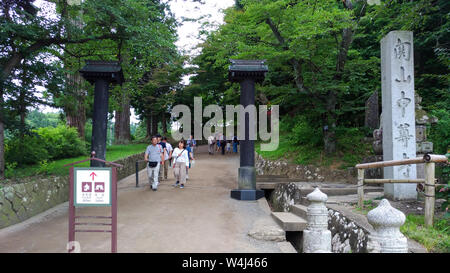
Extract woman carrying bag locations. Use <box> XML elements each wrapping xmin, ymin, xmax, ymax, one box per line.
<box><xmin>172</xmin><ymin>140</ymin><xmax>190</xmax><ymax>189</ymax></box>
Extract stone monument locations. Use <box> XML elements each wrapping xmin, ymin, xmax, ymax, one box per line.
<box><xmin>381</xmin><ymin>31</ymin><xmax>417</xmax><ymax>200</ymax></box>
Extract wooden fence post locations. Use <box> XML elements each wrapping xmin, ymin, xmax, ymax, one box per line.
<box><xmin>424</xmin><ymin>162</ymin><xmax>435</xmax><ymax>227</ymax></box>
<box><xmin>358</xmin><ymin>169</ymin><xmax>365</xmax><ymax>209</ymax></box>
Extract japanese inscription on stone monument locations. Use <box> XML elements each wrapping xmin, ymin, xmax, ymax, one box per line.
<box><xmin>381</xmin><ymin>31</ymin><xmax>417</xmax><ymax>200</ymax></box>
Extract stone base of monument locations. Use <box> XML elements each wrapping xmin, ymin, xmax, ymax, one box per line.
<box><xmin>238</xmin><ymin>166</ymin><xmax>256</xmax><ymax>189</ymax></box>
<box><xmin>230</xmin><ymin>189</ymin><xmax>265</xmax><ymax>201</ymax></box>
<box><xmin>231</xmin><ymin>166</ymin><xmax>264</xmax><ymax>200</ymax></box>
<box><xmin>384</xmin><ymin>184</ymin><xmax>417</xmax><ymax>200</ymax></box>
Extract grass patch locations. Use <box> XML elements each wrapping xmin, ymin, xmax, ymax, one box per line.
<box><xmin>256</xmin><ymin>131</ymin><xmax>372</xmax><ymax>168</ymax></box>
<box><xmin>354</xmin><ymin>200</ymin><xmax>377</xmax><ymax>215</ymax></box>
<box><xmin>400</xmin><ymin>214</ymin><xmax>450</xmax><ymax>253</ymax></box>
<box><xmin>4</xmin><ymin>143</ymin><xmax>148</xmax><ymax>179</ymax></box>
<box><xmin>256</xmin><ymin>139</ymin><xmax>293</xmax><ymax>161</ymax></box>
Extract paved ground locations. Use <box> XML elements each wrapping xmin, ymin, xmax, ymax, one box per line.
<box><xmin>0</xmin><ymin>146</ymin><xmax>285</xmax><ymax>253</ymax></box>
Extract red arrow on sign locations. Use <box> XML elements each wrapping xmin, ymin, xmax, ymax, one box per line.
<box><xmin>90</xmin><ymin>172</ymin><xmax>97</xmax><ymax>181</ymax></box>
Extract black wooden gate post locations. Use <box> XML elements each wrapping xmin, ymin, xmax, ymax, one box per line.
<box><xmin>79</xmin><ymin>61</ymin><xmax>124</xmax><ymax>167</ymax></box>
<box><xmin>228</xmin><ymin>59</ymin><xmax>268</xmax><ymax>200</ymax></box>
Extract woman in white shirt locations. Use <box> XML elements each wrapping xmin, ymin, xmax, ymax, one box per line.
<box><xmin>172</xmin><ymin>140</ymin><xmax>189</xmax><ymax>188</ymax></box>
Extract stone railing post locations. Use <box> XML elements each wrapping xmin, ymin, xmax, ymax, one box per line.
<box><xmin>367</xmin><ymin>199</ymin><xmax>408</xmax><ymax>253</ymax></box>
<box><xmin>303</xmin><ymin>187</ymin><xmax>331</xmax><ymax>253</ymax></box>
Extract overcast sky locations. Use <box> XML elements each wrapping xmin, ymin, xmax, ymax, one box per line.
<box><xmin>37</xmin><ymin>0</ymin><xmax>235</xmax><ymax>123</ymax></box>
<box><xmin>169</xmin><ymin>0</ymin><xmax>234</xmax><ymax>57</ymax></box>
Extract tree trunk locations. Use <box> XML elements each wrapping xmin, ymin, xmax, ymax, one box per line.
<box><xmin>0</xmin><ymin>86</ymin><xmax>4</xmax><ymax>179</ymax></box>
<box><xmin>323</xmin><ymin>26</ymin><xmax>354</xmax><ymax>155</ymax></box>
<box><xmin>114</xmin><ymin>94</ymin><xmax>131</xmax><ymax>144</ymax></box>
<box><xmin>65</xmin><ymin>71</ymin><xmax>86</xmax><ymax>139</ymax></box>
<box><xmin>145</xmin><ymin>114</ymin><xmax>159</xmax><ymax>138</ymax></box>
<box><xmin>151</xmin><ymin>114</ymin><xmax>158</xmax><ymax>136</ymax></box>
<box><xmin>145</xmin><ymin>116</ymin><xmax>151</xmax><ymax>139</ymax></box>
<box><xmin>64</xmin><ymin>8</ymin><xmax>86</xmax><ymax>140</ymax></box>
<box><xmin>324</xmin><ymin>90</ymin><xmax>337</xmax><ymax>154</ymax></box>
<box><xmin>161</xmin><ymin>112</ymin><xmax>167</xmax><ymax>135</ymax></box>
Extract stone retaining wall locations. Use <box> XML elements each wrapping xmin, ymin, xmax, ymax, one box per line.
<box><xmin>268</xmin><ymin>182</ymin><xmax>371</xmax><ymax>253</ymax></box>
<box><xmin>114</xmin><ymin>152</ymin><xmax>146</xmax><ymax>181</ymax></box>
<box><xmin>255</xmin><ymin>153</ymin><xmax>357</xmax><ymax>183</ymax></box>
<box><xmin>0</xmin><ymin>152</ymin><xmax>146</xmax><ymax>229</ymax></box>
<box><xmin>327</xmin><ymin>205</ymin><xmax>372</xmax><ymax>253</ymax></box>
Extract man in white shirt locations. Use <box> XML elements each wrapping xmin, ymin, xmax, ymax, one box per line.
<box><xmin>207</xmin><ymin>134</ymin><xmax>215</xmax><ymax>155</ymax></box>
<box><xmin>145</xmin><ymin>136</ymin><xmax>164</xmax><ymax>191</ymax></box>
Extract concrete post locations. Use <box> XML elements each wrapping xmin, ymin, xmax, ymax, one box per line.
<box><xmin>303</xmin><ymin>187</ymin><xmax>331</xmax><ymax>253</ymax></box>
<box><xmin>367</xmin><ymin>199</ymin><xmax>408</xmax><ymax>253</ymax></box>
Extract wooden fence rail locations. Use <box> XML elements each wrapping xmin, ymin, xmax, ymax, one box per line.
<box><xmin>355</xmin><ymin>154</ymin><xmax>448</xmax><ymax>227</ymax></box>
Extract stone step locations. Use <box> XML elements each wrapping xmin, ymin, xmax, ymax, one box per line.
<box><xmin>257</xmin><ymin>182</ymin><xmax>383</xmax><ymax>194</ymax></box>
<box><xmin>256</xmin><ymin>175</ymin><xmax>289</xmax><ymax>179</ymax></box>
<box><xmin>301</xmin><ymin>187</ymin><xmax>383</xmax><ymax>196</ymax></box>
<box><xmin>271</xmin><ymin>212</ymin><xmax>307</xmax><ymax>232</ymax></box>
<box><xmin>290</xmin><ymin>204</ymin><xmax>308</xmax><ymax>219</ymax></box>
<box><xmin>277</xmin><ymin>241</ymin><xmax>298</xmax><ymax>253</ymax></box>
<box><xmin>299</xmin><ymin>197</ymin><xmax>339</xmax><ymax>206</ymax></box>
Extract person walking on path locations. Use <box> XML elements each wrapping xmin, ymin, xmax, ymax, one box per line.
<box><xmin>208</xmin><ymin>134</ymin><xmax>215</xmax><ymax>155</ymax></box>
<box><xmin>145</xmin><ymin>136</ymin><xmax>164</xmax><ymax>191</ymax></box>
<box><xmin>162</xmin><ymin>136</ymin><xmax>173</xmax><ymax>180</ymax></box>
<box><xmin>233</xmin><ymin>135</ymin><xmax>239</xmax><ymax>153</ymax></box>
<box><xmin>216</xmin><ymin>133</ymin><xmax>221</xmax><ymax>153</ymax></box>
<box><xmin>187</xmin><ymin>135</ymin><xmax>196</xmax><ymax>155</ymax></box>
<box><xmin>172</xmin><ymin>140</ymin><xmax>189</xmax><ymax>189</ymax></box>
<box><xmin>185</xmin><ymin>144</ymin><xmax>195</xmax><ymax>180</ymax></box>
<box><xmin>220</xmin><ymin>134</ymin><xmax>226</xmax><ymax>155</ymax></box>
<box><xmin>156</xmin><ymin>134</ymin><xmax>167</xmax><ymax>181</ymax></box>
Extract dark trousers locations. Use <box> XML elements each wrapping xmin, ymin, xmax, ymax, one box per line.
<box><xmin>221</xmin><ymin>141</ymin><xmax>225</xmax><ymax>155</ymax></box>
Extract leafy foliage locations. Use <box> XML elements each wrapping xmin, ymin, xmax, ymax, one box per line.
<box><xmin>189</xmin><ymin>0</ymin><xmax>449</xmax><ymax>158</ymax></box>
<box><xmin>5</xmin><ymin>133</ymin><xmax>49</xmax><ymax>166</ymax></box>
<box><xmin>401</xmin><ymin>214</ymin><xmax>450</xmax><ymax>253</ymax></box>
<box><xmin>5</xmin><ymin>125</ymin><xmax>87</xmax><ymax>166</ymax></box>
<box><xmin>35</xmin><ymin>125</ymin><xmax>87</xmax><ymax>160</ymax></box>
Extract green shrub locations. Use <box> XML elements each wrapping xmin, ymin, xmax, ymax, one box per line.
<box><xmin>5</xmin><ymin>134</ymin><xmax>49</xmax><ymax>166</ymax></box>
<box><xmin>5</xmin><ymin>125</ymin><xmax>87</xmax><ymax>166</ymax></box>
<box><xmin>336</xmin><ymin>127</ymin><xmax>370</xmax><ymax>168</ymax></box>
<box><xmin>429</xmin><ymin>109</ymin><xmax>450</xmax><ymax>154</ymax></box>
<box><xmin>436</xmin><ymin>183</ymin><xmax>450</xmax><ymax>217</ymax></box>
<box><xmin>429</xmin><ymin>110</ymin><xmax>450</xmax><ymax>184</ymax></box>
<box><xmin>4</xmin><ymin>161</ymin><xmax>18</xmax><ymax>177</ymax></box>
<box><xmin>287</xmin><ymin>115</ymin><xmax>323</xmax><ymax>147</ymax></box>
<box><xmin>36</xmin><ymin>125</ymin><xmax>87</xmax><ymax>160</ymax></box>
<box><xmin>37</xmin><ymin>159</ymin><xmax>56</xmax><ymax>175</ymax></box>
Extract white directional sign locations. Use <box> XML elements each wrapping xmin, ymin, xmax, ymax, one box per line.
<box><xmin>74</xmin><ymin>167</ymin><xmax>112</xmax><ymax>207</ymax></box>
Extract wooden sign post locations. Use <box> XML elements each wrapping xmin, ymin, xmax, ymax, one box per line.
<box><xmin>65</xmin><ymin>155</ymin><xmax>122</xmax><ymax>253</ymax></box>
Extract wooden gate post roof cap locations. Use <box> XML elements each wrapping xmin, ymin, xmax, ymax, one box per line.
<box><xmin>228</xmin><ymin>59</ymin><xmax>268</xmax><ymax>82</ymax></box>
<box><xmin>79</xmin><ymin>60</ymin><xmax>124</xmax><ymax>85</ymax></box>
